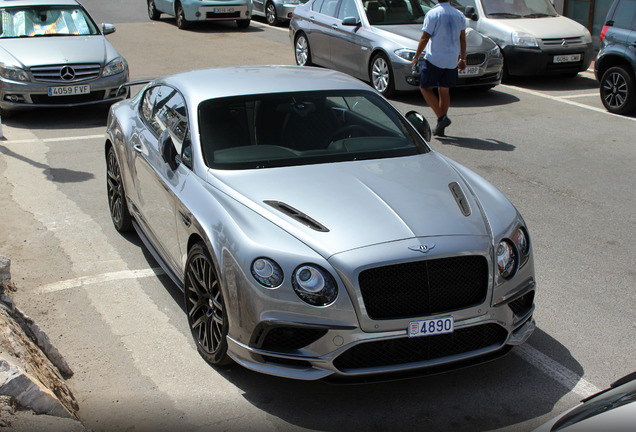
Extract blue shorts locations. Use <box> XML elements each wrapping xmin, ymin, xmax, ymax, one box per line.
<box><xmin>419</xmin><ymin>60</ymin><xmax>458</xmax><ymax>89</ymax></box>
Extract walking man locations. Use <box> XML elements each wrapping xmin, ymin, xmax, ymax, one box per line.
<box><xmin>410</xmin><ymin>0</ymin><xmax>466</xmax><ymax>137</ymax></box>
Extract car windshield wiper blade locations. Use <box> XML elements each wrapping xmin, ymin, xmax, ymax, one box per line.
<box><xmin>523</xmin><ymin>13</ymin><xmax>552</xmax><ymax>18</ymax></box>
<box><xmin>488</xmin><ymin>12</ymin><xmax>522</xmax><ymax>18</ymax></box>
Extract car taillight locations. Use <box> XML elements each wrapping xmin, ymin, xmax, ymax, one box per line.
<box><xmin>600</xmin><ymin>24</ymin><xmax>610</xmax><ymax>44</ymax></box>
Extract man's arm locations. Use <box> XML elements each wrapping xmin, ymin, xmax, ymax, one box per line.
<box><xmin>457</xmin><ymin>29</ymin><xmax>467</xmax><ymax>71</ymax></box>
<box><xmin>411</xmin><ymin>32</ymin><xmax>431</xmax><ymax>68</ymax></box>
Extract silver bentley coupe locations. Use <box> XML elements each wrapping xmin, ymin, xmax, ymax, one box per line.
<box><xmin>106</xmin><ymin>65</ymin><xmax>536</xmax><ymax>381</ymax></box>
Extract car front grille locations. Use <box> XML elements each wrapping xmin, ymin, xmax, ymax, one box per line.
<box><xmin>259</xmin><ymin>327</ymin><xmax>328</xmax><ymax>351</ymax></box>
<box><xmin>358</xmin><ymin>256</ymin><xmax>489</xmax><ymax>320</ymax></box>
<box><xmin>333</xmin><ymin>323</ymin><xmax>508</xmax><ymax>371</ymax></box>
<box><xmin>541</xmin><ymin>37</ymin><xmax>585</xmax><ymax>47</ymax></box>
<box><xmin>31</xmin><ymin>91</ymin><xmax>106</xmax><ymax>104</ymax></box>
<box><xmin>466</xmin><ymin>53</ymin><xmax>486</xmax><ymax>66</ymax></box>
<box><xmin>30</xmin><ymin>64</ymin><xmax>101</xmax><ymax>83</ymax></box>
<box><xmin>508</xmin><ymin>291</ymin><xmax>535</xmax><ymax>317</ymax></box>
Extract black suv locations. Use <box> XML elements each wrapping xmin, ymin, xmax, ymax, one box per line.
<box><xmin>595</xmin><ymin>0</ymin><xmax>636</xmax><ymax>114</ymax></box>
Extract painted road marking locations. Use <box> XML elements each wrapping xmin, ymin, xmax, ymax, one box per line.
<box><xmin>36</xmin><ymin>267</ymin><xmax>600</xmax><ymax>398</ymax></box>
<box><xmin>6</xmin><ymin>134</ymin><xmax>106</xmax><ymax>145</ymax></box>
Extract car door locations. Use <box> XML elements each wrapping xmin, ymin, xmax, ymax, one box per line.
<box><xmin>329</xmin><ymin>0</ymin><xmax>365</xmax><ymax>76</ymax></box>
<box><xmin>308</xmin><ymin>0</ymin><xmax>343</xmax><ymax>67</ymax></box>
<box><xmin>133</xmin><ymin>84</ymin><xmax>190</xmax><ymax>275</ymax></box>
<box><xmin>253</xmin><ymin>0</ymin><xmax>265</xmax><ymax>15</ymax></box>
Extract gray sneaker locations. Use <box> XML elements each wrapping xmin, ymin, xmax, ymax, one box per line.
<box><xmin>433</xmin><ymin>115</ymin><xmax>451</xmax><ymax>136</ymax></box>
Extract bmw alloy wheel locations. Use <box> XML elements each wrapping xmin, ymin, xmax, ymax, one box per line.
<box><xmin>185</xmin><ymin>243</ymin><xmax>231</xmax><ymax>365</ymax></box>
<box><xmin>266</xmin><ymin>2</ymin><xmax>279</xmax><ymax>25</ymax></box>
<box><xmin>370</xmin><ymin>53</ymin><xmax>394</xmax><ymax>97</ymax></box>
<box><xmin>295</xmin><ymin>33</ymin><xmax>312</xmax><ymax>66</ymax></box>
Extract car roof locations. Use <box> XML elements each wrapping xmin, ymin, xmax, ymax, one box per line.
<box><xmin>158</xmin><ymin>65</ymin><xmax>378</xmax><ymax>103</ymax></box>
<box><xmin>0</xmin><ymin>0</ymin><xmax>80</xmax><ymax>7</ymax></box>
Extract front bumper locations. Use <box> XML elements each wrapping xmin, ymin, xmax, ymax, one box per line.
<box><xmin>184</xmin><ymin>1</ymin><xmax>252</xmax><ymax>21</ymax></box>
<box><xmin>0</xmin><ymin>71</ymin><xmax>128</xmax><ymax>112</ymax></box>
<box><xmin>502</xmin><ymin>43</ymin><xmax>594</xmax><ymax>76</ymax></box>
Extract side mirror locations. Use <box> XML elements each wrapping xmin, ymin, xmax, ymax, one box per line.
<box><xmin>102</xmin><ymin>23</ymin><xmax>116</xmax><ymax>35</ymax></box>
<box><xmin>341</xmin><ymin>17</ymin><xmax>361</xmax><ymax>27</ymax></box>
<box><xmin>464</xmin><ymin>6</ymin><xmax>478</xmax><ymax>21</ymax></box>
<box><xmin>405</xmin><ymin>111</ymin><xmax>432</xmax><ymax>142</ymax></box>
<box><xmin>160</xmin><ymin>129</ymin><xmax>179</xmax><ymax>171</ymax></box>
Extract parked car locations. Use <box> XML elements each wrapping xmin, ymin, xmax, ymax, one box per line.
<box><xmin>0</xmin><ymin>0</ymin><xmax>129</xmax><ymax>117</ymax></box>
<box><xmin>533</xmin><ymin>372</ymin><xmax>636</xmax><ymax>432</ymax></box>
<box><xmin>458</xmin><ymin>0</ymin><xmax>594</xmax><ymax>78</ymax></box>
<box><xmin>253</xmin><ymin>0</ymin><xmax>309</xmax><ymax>25</ymax></box>
<box><xmin>147</xmin><ymin>0</ymin><xmax>252</xmax><ymax>29</ymax></box>
<box><xmin>289</xmin><ymin>0</ymin><xmax>503</xmax><ymax>97</ymax></box>
<box><xmin>594</xmin><ymin>0</ymin><xmax>636</xmax><ymax>115</ymax></box>
<box><xmin>105</xmin><ymin>65</ymin><xmax>536</xmax><ymax>381</ymax></box>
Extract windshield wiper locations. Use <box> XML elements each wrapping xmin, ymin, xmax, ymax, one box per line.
<box><xmin>487</xmin><ymin>12</ymin><xmax>522</xmax><ymax>18</ymax></box>
<box><xmin>523</xmin><ymin>13</ymin><xmax>552</xmax><ymax>18</ymax></box>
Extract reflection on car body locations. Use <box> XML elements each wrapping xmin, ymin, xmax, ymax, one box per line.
<box><xmin>0</xmin><ymin>0</ymin><xmax>129</xmax><ymax>117</ymax></box>
<box><xmin>290</xmin><ymin>0</ymin><xmax>503</xmax><ymax>97</ymax></box>
<box><xmin>252</xmin><ymin>0</ymin><xmax>310</xmax><ymax>25</ymax></box>
<box><xmin>106</xmin><ymin>65</ymin><xmax>536</xmax><ymax>381</ymax></box>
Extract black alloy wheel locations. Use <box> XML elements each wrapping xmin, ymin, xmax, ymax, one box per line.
<box><xmin>294</xmin><ymin>33</ymin><xmax>312</xmax><ymax>66</ymax></box>
<box><xmin>266</xmin><ymin>2</ymin><xmax>280</xmax><ymax>26</ymax></box>
<box><xmin>185</xmin><ymin>243</ymin><xmax>232</xmax><ymax>366</ymax></box>
<box><xmin>176</xmin><ymin>2</ymin><xmax>190</xmax><ymax>29</ymax></box>
<box><xmin>106</xmin><ymin>147</ymin><xmax>133</xmax><ymax>232</ymax></box>
<box><xmin>148</xmin><ymin>0</ymin><xmax>160</xmax><ymax>20</ymax></box>
<box><xmin>600</xmin><ymin>65</ymin><xmax>636</xmax><ymax>115</ymax></box>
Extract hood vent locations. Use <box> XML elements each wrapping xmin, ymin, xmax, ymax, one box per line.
<box><xmin>264</xmin><ymin>200</ymin><xmax>330</xmax><ymax>232</ymax></box>
<box><xmin>449</xmin><ymin>182</ymin><xmax>471</xmax><ymax>217</ymax></box>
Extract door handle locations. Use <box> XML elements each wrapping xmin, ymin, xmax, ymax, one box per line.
<box><xmin>133</xmin><ymin>145</ymin><xmax>142</xmax><ymax>153</ymax></box>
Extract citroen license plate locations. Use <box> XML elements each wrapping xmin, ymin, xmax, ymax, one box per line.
<box><xmin>48</xmin><ymin>85</ymin><xmax>90</xmax><ymax>96</ymax></box>
<box><xmin>408</xmin><ymin>316</ymin><xmax>454</xmax><ymax>338</ymax></box>
<box><xmin>553</xmin><ymin>54</ymin><xmax>581</xmax><ymax>63</ymax></box>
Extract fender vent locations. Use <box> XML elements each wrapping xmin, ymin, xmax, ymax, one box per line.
<box><xmin>265</xmin><ymin>200</ymin><xmax>329</xmax><ymax>232</ymax></box>
<box><xmin>449</xmin><ymin>182</ymin><xmax>471</xmax><ymax>216</ymax></box>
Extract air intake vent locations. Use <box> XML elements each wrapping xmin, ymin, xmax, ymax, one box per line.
<box><xmin>265</xmin><ymin>200</ymin><xmax>329</xmax><ymax>232</ymax></box>
<box><xmin>449</xmin><ymin>182</ymin><xmax>471</xmax><ymax>216</ymax></box>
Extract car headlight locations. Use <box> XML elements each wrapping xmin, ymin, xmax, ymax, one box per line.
<box><xmin>0</xmin><ymin>65</ymin><xmax>29</xmax><ymax>81</ymax></box>
<box><xmin>292</xmin><ymin>264</ymin><xmax>337</xmax><ymax>306</ymax></box>
<box><xmin>513</xmin><ymin>227</ymin><xmax>530</xmax><ymax>266</ymax></box>
<box><xmin>251</xmin><ymin>257</ymin><xmax>284</xmax><ymax>288</ymax></box>
<box><xmin>103</xmin><ymin>57</ymin><xmax>128</xmax><ymax>77</ymax></box>
<box><xmin>511</xmin><ymin>32</ymin><xmax>538</xmax><ymax>48</ymax></box>
<box><xmin>496</xmin><ymin>240</ymin><xmax>518</xmax><ymax>279</ymax></box>
<box><xmin>489</xmin><ymin>45</ymin><xmax>501</xmax><ymax>57</ymax></box>
<box><xmin>394</xmin><ymin>49</ymin><xmax>419</xmax><ymax>62</ymax></box>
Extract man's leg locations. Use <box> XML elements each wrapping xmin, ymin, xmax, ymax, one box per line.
<box><xmin>420</xmin><ymin>87</ymin><xmax>443</xmax><ymax>119</ymax></box>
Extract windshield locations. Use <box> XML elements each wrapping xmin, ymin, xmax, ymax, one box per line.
<box><xmin>198</xmin><ymin>91</ymin><xmax>429</xmax><ymax>170</ymax></box>
<box><xmin>0</xmin><ymin>6</ymin><xmax>99</xmax><ymax>38</ymax></box>
<box><xmin>480</xmin><ymin>0</ymin><xmax>557</xmax><ymax>18</ymax></box>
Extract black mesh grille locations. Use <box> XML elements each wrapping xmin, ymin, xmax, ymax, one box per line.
<box><xmin>206</xmin><ymin>11</ymin><xmax>240</xmax><ymax>18</ymax></box>
<box><xmin>358</xmin><ymin>256</ymin><xmax>489</xmax><ymax>320</ymax></box>
<box><xmin>31</xmin><ymin>91</ymin><xmax>106</xmax><ymax>105</ymax></box>
<box><xmin>508</xmin><ymin>291</ymin><xmax>535</xmax><ymax>317</ymax></box>
<box><xmin>466</xmin><ymin>53</ymin><xmax>487</xmax><ymax>66</ymax></box>
<box><xmin>333</xmin><ymin>324</ymin><xmax>507</xmax><ymax>371</ymax></box>
<box><xmin>260</xmin><ymin>327</ymin><xmax>328</xmax><ymax>351</ymax></box>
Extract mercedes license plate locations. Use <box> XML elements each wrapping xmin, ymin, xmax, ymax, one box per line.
<box><xmin>553</xmin><ymin>54</ymin><xmax>581</xmax><ymax>63</ymax></box>
<box><xmin>459</xmin><ymin>66</ymin><xmax>479</xmax><ymax>76</ymax></box>
<box><xmin>48</xmin><ymin>85</ymin><xmax>90</xmax><ymax>97</ymax></box>
<box><xmin>408</xmin><ymin>316</ymin><xmax>454</xmax><ymax>338</ymax></box>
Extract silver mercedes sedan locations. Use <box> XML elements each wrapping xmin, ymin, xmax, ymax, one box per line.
<box><xmin>106</xmin><ymin>65</ymin><xmax>536</xmax><ymax>381</ymax></box>
<box><xmin>0</xmin><ymin>0</ymin><xmax>129</xmax><ymax>117</ymax></box>
<box><xmin>290</xmin><ymin>0</ymin><xmax>503</xmax><ymax>97</ymax></box>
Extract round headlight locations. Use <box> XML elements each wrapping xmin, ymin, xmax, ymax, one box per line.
<box><xmin>513</xmin><ymin>228</ymin><xmax>529</xmax><ymax>255</ymax></box>
<box><xmin>496</xmin><ymin>240</ymin><xmax>518</xmax><ymax>279</ymax></box>
<box><xmin>251</xmin><ymin>258</ymin><xmax>283</xmax><ymax>288</ymax></box>
<box><xmin>292</xmin><ymin>264</ymin><xmax>337</xmax><ymax>306</ymax></box>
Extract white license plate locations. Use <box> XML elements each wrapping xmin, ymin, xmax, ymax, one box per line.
<box><xmin>459</xmin><ymin>66</ymin><xmax>480</xmax><ymax>76</ymax></box>
<box><xmin>553</xmin><ymin>54</ymin><xmax>581</xmax><ymax>63</ymax></box>
<box><xmin>408</xmin><ymin>316</ymin><xmax>454</xmax><ymax>338</ymax></box>
<box><xmin>48</xmin><ymin>85</ymin><xmax>90</xmax><ymax>97</ymax></box>
<box><xmin>212</xmin><ymin>7</ymin><xmax>234</xmax><ymax>13</ymax></box>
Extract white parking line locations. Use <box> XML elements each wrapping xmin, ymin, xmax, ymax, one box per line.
<box><xmin>35</xmin><ymin>267</ymin><xmax>601</xmax><ymax>397</ymax></box>
<box><xmin>6</xmin><ymin>134</ymin><xmax>105</xmax><ymax>145</ymax></box>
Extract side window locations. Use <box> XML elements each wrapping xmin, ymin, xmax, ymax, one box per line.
<box><xmin>313</xmin><ymin>0</ymin><xmax>325</xmax><ymax>11</ymax></box>
<box><xmin>338</xmin><ymin>0</ymin><xmax>360</xmax><ymax>19</ymax></box>
<box><xmin>320</xmin><ymin>0</ymin><xmax>340</xmax><ymax>16</ymax></box>
<box><xmin>612</xmin><ymin>0</ymin><xmax>636</xmax><ymax>30</ymax></box>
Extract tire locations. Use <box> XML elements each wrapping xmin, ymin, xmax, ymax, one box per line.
<box><xmin>175</xmin><ymin>2</ymin><xmax>190</xmax><ymax>29</ymax></box>
<box><xmin>266</xmin><ymin>2</ymin><xmax>280</xmax><ymax>26</ymax></box>
<box><xmin>106</xmin><ymin>146</ymin><xmax>133</xmax><ymax>233</ymax></box>
<box><xmin>147</xmin><ymin>0</ymin><xmax>161</xmax><ymax>20</ymax></box>
<box><xmin>236</xmin><ymin>19</ymin><xmax>250</xmax><ymax>29</ymax></box>
<box><xmin>600</xmin><ymin>65</ymin><xmax>636</xmax><ymax>115</ymax></box>
<box><xmin>370</xmin><ymin>53</ymin><xmax>395</xmax><ymax>98</ymax></box>
<box><xmin>185</xmin><ymin>243</ymin><xmax>232</xmax><ymax>366</ymax></box>
<box><xmin>294</xmin><ymin>33</ymin><xmax>312</xmax><ymax>66</ymax></box>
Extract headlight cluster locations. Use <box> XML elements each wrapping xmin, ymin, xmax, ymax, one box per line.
<box><xmin>511</xmin><ymin>32</ymin><xmax>539</xmax><ymax>48</ymax></box>
<box><xmin>250</xmin><ymin>258</ymin><xmax>338</xmax><ymax>306</ymax></box>
<box><xmin>496</xmin><ymin>227</ymin><xmax>530</xmax><ymax>280</ymax></box>
<box><xmin>0</xmin><ymin>65</ymin><xmax>29</xmax><ymax>81</ymax></box>
<box><xmin>394</xmin><ymin>49</ymin><xmax>420</xmax><ymax>62</ymax></box>
<box><xmin>103</xmin><ymin>57</ymin><xmax>128</xmax><ymax>77</ymax></box>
